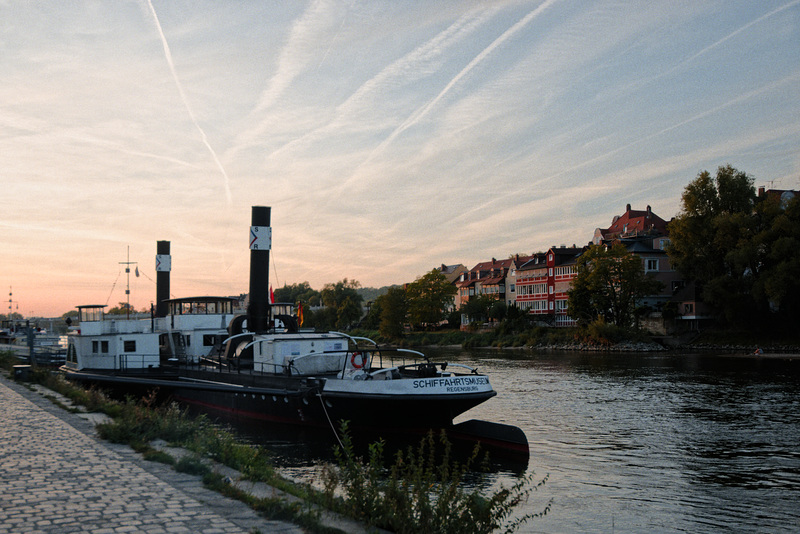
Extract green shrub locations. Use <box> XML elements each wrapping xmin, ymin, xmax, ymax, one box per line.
<box><xmin>175</xmin><ymin>455</ymin><xmax>211</xmax><ymax>476</ymax></box>
<box><xmin>322</xmin><ymin>422</ymin><xmax>549</xmax><ymax>534</ymax></box>
<box><xmin>142</xmin><ymin>449</ymin><xmax>176</xmax><ymax>465</ymax></box>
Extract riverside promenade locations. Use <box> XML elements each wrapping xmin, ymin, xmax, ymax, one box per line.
<box><xmin>0</xmin><ymin>375</ymin><xmax>304</xmax><ymax>534</ymax></box>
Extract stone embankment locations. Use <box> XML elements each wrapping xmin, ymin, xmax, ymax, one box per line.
<box><xmin>530</xmin><ymin>341</ymin><xmax>667</xmax><ymax>352</ymax></box>
<box><xmin>681</xmin><ymin>343</ymin><xmax>800</xmax><ymax>354</ymax></box>
<box><xmin>530</xmin><ymin>340</ymin><xmax>800</xmax><ymax>354</ymax></box>
<box><xmin>0</xmin><ymin>373</ymin><xmax>381</xmax><ymax>534</ymax></box>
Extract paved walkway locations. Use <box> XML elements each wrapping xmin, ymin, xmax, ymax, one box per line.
<box><xmin>0</xmin><ymin>374</ymin><xmax>305</xmax><ymax>534</ymax></box>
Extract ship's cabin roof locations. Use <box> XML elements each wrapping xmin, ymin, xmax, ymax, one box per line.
<box><xmin>164</xmin><ymin>296</ymin><xmax>239</xmax><ymax>316</ymax></box>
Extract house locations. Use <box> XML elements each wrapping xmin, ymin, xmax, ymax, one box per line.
<box><xmin>593</xmin><ymin>204</ymin><xmax>668</xmax><ymax>245</ymax></box>
<box><xmin>456</xmin><ymin>258</ymin><xmax>512</xmax><ymax>308</ymax></box>
<box><xmin>455</xmin><ymin>256</ymin><xmax>536</xmax><ymax>310</ymax></box>
<box><xmin>435</xmin><ymin>263</ymin><xmax>467</xmax><ymax>311</ymax></box>
<box><xmin>670</xmin><ymin>281</ymin><xmax>713</xmax><ymax>332</ymax></box>
<box><xmin>516</xmin><ymin>246</ymin><xmax>587</xmax><ymax>327</ymax></box>
<box><xmin>594</xmin><ymin>204</ymin><xmax>678</xmax><ymax>312</ymax></box>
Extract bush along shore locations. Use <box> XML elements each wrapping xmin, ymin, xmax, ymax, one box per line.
<box><xmin>352</xmin><ymin>320</ymin><xmax>800</xmax><ymax>354</ymax></box>
<box><xmin>0</xmin><ymin>351</ymin><xmax>548</xmax><ymax>534</ymax></box>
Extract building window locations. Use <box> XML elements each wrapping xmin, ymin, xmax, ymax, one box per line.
<box><xmin>645</xmin><ymin>259</ymin><xmax>659</xmax><ymax>272</ymax></box>
<box><xmin>123</xmin><ymin>340</ymin><xmax>136</xmax><ymax>352</ymax></box>
<box><xmin>509</xmin><ymin>284</ymin><xmax>515</xmax><ymax>293</ymax></box>
<box><xmin>684</xmin><ymin>303</ymin><xmax>694</xmax><ymax>314</ymax></box>
<box><xmin>101</xmin><ymin>341</ymin><xmax>109</xmax><ymax>353</ymax></box>
<box><xmin>92</xmin><ymin>341</ymin><xmax>98</xmax><ymax>353</ymax></box>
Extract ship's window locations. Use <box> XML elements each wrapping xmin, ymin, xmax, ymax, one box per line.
<box><xmin>203</xmin><ymin>335</ymin><xmax>217</xmax><ymax>347</ymax></box>
<box><xmin>123</xmin><ymin>340</ymin><xmax>136</xmax><ymax>352</ymax></box>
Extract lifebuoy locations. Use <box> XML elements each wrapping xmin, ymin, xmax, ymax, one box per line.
<box><xmin>351</xmin><ymin>351</ymin><xmax>366</xmax><ymax>369</ymax></box>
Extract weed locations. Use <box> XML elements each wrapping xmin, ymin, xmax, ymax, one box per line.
<box><xmin>175</xmin><ymin>455</ymin><xmax>211</xmax><ymax>477</ymax></box>
<box><xmin>322</xmin><ymin>421</ymin><xmax>549</xmax><ymax>534</ymax></box>
<box><xmin>142</xmin><ymin>449</ymin><xmax>176</xmax><ymax>465</ymax></box>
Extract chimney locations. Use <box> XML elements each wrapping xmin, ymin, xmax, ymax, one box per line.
<box><xmin>155</xmin><ymin>241</ymin><xmax>170</xmax><ymax>318</ymax></box>
<box><xmin>247</xmin><ymin>206</ymin><xmax>271</xmax><ymax>333</ymax></box>
<box><xmin>758</xmin><ymin>186</ymin><xmax>765</xmax><ymax>197</ymax></box>
<box><xmin>626</xmin><ymin>203</ymin><xmax>631</xmax><ymax>212</ymax></box>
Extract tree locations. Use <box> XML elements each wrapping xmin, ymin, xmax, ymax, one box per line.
<box><xmin>461</xmin><ymin>295</ymin><xmax>495</xmax><ymax>325</ymax></box>
<box><xmin>378</xmin><ymin>287</ymin><xmax>408</xmax><ymax>340</ymax></box>
<box><xmin>567</xmin><ymin>243</ymin><xmax>663</xmax><ymax>328</ymax></box>
<box><xmin>273</xmin><ymin>282</ymin><xmax>321</xmax><ymax>307</ymax></box>
<box><xmin>667</xmin><ymin>165</ymin><xmax>759</xmax><ymax>326</ymax></box>
<box><xmin>405</xmin><ymin>269</ymin><xmax>457</xmax><ymax>329</ymax></box>
<box><xmin>750</xmin><ymin>193</ymin><xmax>800</xmax><ymax>328</ymax></box>
<box><xmin>321</xmin><ymin>279</ymin><xmax>363</xmax><ymax>330</ymax></box>
<box><xmin>107</xmin><ymin>302</ymin><xmax>136</xmax><ymax>315</ymax></box>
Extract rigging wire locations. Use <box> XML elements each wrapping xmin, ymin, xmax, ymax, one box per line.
<box><xmin>271</xmin><ymin>251</ymin><xmax>280</xmax><ymax>288</ymax></box>
<box><xmin>105</xmin><ymin>269</ymin><xmax>122</xmax><ymax>306</ymax></box>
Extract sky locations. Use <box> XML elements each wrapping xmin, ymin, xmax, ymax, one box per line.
<box><xmin>2</xmin><ymin>0</ymin><xmax>799</xmax><ymax>318</ymax></box>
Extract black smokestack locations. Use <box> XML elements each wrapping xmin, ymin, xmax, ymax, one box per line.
<box><xmin>248</xmin><ymin>206</ymin><xmax>271</xmax><ymax>333</ymax></box>
<box><xmin>155</xmin><ymin>240</ymin><xmax>170</xmax><ymax>318</ymax></box>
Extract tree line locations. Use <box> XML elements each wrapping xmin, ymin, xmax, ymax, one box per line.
<box><xmin>278</xmin><ymin>165</ymin><xmax>799</xmax><ymax>339</ymax></box>
<box><xmin>567</xmin><ymin>164</ymin><xmax>799</xmax><ymax>334</ymax></box>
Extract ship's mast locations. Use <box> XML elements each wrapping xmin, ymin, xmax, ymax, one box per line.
<box><xmin>119</xmin><ymin>246</ymin><xmax>138</xmax><ymax>319</ymax></box>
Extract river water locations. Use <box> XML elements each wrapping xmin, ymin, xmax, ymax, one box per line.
<box><xmin>237</xmin><ymin>348</ymin><xmax>800</xmax><ymax>533</ymax></box>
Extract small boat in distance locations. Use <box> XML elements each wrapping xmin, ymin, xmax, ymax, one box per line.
<box><xmin>61</xmin><ymin>207</ymin><xmax>528</xmax><ymax>459</ymax></box>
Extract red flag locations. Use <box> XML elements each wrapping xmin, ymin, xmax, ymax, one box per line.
<box><xmin>298</xmin><ymin>303</ymin><xmax>304</xmax><ymax>326</ymax></box>
<box><xmin>269</xmin><ymin>285</ymin><xmax>275</xmax><ymax>304</ymax></box>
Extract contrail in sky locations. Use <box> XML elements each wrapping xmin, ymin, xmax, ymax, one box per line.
<box><xmin>145</xmin><ymin>0</ymin><xmax>232</xmax><ymax>203</ymax></box>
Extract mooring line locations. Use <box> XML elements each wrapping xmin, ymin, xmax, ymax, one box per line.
<box><xmin>317</xmin><ymin>392</ymin><xmax>344</xmax><ymax>451</ymax></box>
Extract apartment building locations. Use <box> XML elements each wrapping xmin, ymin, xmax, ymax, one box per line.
<box><xmin>516</xmin><ymin>247</ymin><xmax>586</xmax><ymax>327</ymax></box>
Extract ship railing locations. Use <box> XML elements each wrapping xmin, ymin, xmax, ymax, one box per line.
<box><xmin>119</xmin><ymin>353</ymin><xmax>159</xmax><ymax>372</ymax></box>
<box><xmin>332</xmin><ymin>331</ymin><xmax>470</xmax><ymax>374</ymax></box>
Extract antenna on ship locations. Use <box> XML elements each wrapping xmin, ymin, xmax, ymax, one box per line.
<box><xmin>119</xmin><ymin>246</ymin><xmax>138</xmax><ymax>319</ymax></box>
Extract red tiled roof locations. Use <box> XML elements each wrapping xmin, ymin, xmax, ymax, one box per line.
<box><xmin>602</xmin><ymin>205</ymin><xmax>668</xmax><ymax>237</ymax></box>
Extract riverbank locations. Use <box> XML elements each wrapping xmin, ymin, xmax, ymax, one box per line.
<box><xmin>0</xmin><ymin>351</ymin><xmax>541</xmax><ymax>534</ymax></box>
<box><xmin>350</xmin><ymin>326</ymin><xmax>800</xmax><ymax>354</ymax></box>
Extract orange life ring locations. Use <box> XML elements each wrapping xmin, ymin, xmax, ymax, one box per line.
<box><xmin>351</xmin><ymin>351</ymin><xmax>366</xmax><ymax>369</ymax></box>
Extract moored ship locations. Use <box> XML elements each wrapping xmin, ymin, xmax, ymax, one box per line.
<box><xmin>62</xmin><ymin>207</ymin><xmax>527</xmax><ymax>458</ymax></box>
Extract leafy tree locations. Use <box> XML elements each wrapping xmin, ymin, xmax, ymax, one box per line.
<box><xmin>107</xmin><ymin>302</ymin><xmax>136</xmax><ymax>315</ymax></box>
<box><xmin>667</xmin><ymin>165</ymin><xmax>759</xmax><ymax>326</ymax></box>
<box><xmin>377</xmin><ymin>287</ymin><xmax>408</xmax><ymax>340</ymax></box>
<box><xmin>461</xmin><ymin>295</ymin><xmax>495</xmax><ymax>325</ymax></box>
<box><xmin>321</xmin><ymin>279</ymin><xmax>364</xmax><ymax>330</ymax></box>
<box><xmin>360</xmin><ymin>299</ymin><xmax>382</xmax><ymax>330</ymax></box>
<box><xmin>405</xmin><ymin>269</ymin><xmax>457</xmax><ymax>329</ymax></box>
<box><xmin>273</xmin><ymin>282</ymin><xmax>321</xmax><ymax>307</ymax></box>
<box><xmin>750</xmin><ymin>193</ymin><xmax>800</xmax><ymax>328</ymax></box>
<box><xmin>488</xmin><ymin>300</ymin><xmax>507</xmax><ymax>322</ymax></box>
<box><xmin>567</xmin><ymin>243</ymin><xmax>663</xmax><ymax>328</ymax></box>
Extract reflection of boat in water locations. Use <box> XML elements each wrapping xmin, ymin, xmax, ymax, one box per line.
<box><xmin>61</xmin><ymin>206</ymin><xmax>528</xmax><ymax>461</ymax></box>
